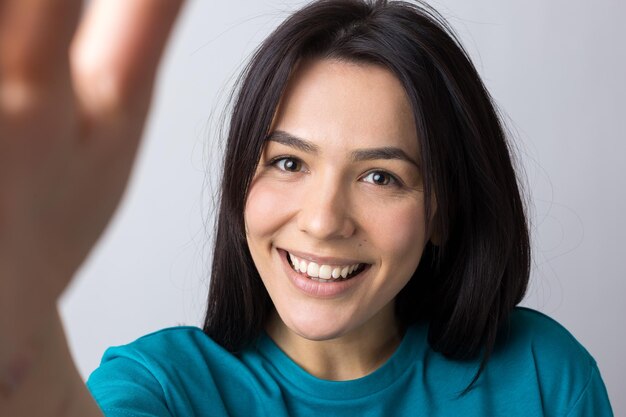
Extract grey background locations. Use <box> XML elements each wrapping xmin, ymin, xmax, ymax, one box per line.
<box><xmin>59</xmin><ymin>0</ymin><xmax>625</xmax><ymax>414</ymax></box>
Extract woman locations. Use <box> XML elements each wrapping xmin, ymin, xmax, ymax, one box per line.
<box><xmin>0</xmin><ymin>0</ymin><xmax>614</xmax><ymax>416</ymax></box>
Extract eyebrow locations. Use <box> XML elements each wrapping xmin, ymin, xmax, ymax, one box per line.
<box><xmin>266</xmin><ymin>130</ymin><xmax>320</xmax><ymax>154</ymax></box>
<box><xmin>266</xmin><ymin>130</ymin><xmax>420</xmax><ymax>168</ymax></box>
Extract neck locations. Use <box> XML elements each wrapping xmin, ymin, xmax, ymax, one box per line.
<box><xmin>265</xmin><ymin>305</ymin><xmax>404</xmax><ymax>381</ymax></box>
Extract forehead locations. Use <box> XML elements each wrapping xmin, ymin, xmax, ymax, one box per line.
<box><xmin>271</xmin><ymin>58</ymin><xmax>419</xmax><ymax>157</ymax></box>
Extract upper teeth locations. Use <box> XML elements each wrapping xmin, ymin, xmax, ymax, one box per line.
<box><xmin>288</xmin><ymin>252</ymin><xmax>361</xmax><ymax>280</ymax></box>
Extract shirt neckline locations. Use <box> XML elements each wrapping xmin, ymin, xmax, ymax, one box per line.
<box><xmin>253</xmin><ymin>323</ymin><xmax>426</xmax><ymax>401</ymax></box>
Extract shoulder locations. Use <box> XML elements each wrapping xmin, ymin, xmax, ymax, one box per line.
<box><xmin>497</xmin><ymin>307</ymin><xmax>593</xmax><ymax>367</ymax></box>
<box><xmin>493</xmin><ymin>307</ymin><xmax>595</xmax><ymax>380</ymax></box>
<box><xmin>87</xmin><ymin>326</ymin><xmax>251</xmax><ymax>416</ymax></box>
<box><xmin>487</xmin><ymin>307</ymin><xmax>612</xmax><ymax>416</ymax></box>
<box><xmin>100</xmin><ymin>326</ymin><xmax>224</xmax><ymax>361</ymax></box>
<box><xmin>420</xmin><ymin>309</ymin><xmax>612</xmax><ymax>415</ymax></box>
<box><xmin>92</xmin><ymin>325</ymin><xmax>249</xmax><ymax>382</ymax></box>
<box><xmin>93</xmin><ymin>326</ymin><xmax>227</xmax><ymax>373</ymax></box>
<box><xmin>502</xmin><ymin>307</ymin><xmax>588</xmax><ymax>348</ymax></box>
<box><xmin>115</xmin><ymin>325</ymin><xmax>213</xmax><ymax>348</ymax></box>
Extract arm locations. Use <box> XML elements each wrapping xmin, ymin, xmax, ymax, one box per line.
<box><xmin>1</xmin><ymin>310</ymin><xmax>103</xmax><ymax>416</ymax></box>
<box><xmin>0</xmin><ymin>1</ymin><xmax>183</xmax><ymax>415</ymax></box>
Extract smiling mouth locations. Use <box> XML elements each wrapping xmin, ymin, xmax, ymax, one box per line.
<box><xmin>286</xmin><ymin>251</ymin><xmax>369</xmax><ymax>282</ymax></box>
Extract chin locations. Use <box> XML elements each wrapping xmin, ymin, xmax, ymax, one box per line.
<box><xmin>279</xmin><ymin>310</ymin><xmax>355</xmax><ymax>342</ymax></box>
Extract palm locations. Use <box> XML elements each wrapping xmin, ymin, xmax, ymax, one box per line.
<box><xmin>0</xmin><ymin>0</ymin><xmax>183</xmax><ymax>360</ymax></box>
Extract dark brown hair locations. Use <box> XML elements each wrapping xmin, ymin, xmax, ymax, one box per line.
<box><xmin>203</xmin><ymin>0</ymin><xmax>530</xmax><ymax>393</ymax></box>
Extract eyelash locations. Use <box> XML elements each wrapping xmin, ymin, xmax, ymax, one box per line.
<box><xmin>268</xmin><ymin>156</ymin><xmax>403</xmax><ymax>187</ymax></box>
<box><xmin>361</xmin><ymin>170</ymin><xmax>400</xmax><ymax>187</ymax></box>
<box><xmin>269</xmin><ymin>156</ymin><xmax>306</xmax><ymax>173</ymax></box>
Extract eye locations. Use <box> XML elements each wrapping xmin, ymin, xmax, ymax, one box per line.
<box><xmin>361</xmin><ymin>170</ymin><xmax>400</xmax><ymax>186</ymax></box>
<box><xmin>271</xmin><ymin>156</ymin><xmax>303</xmax><ymax>172</ymax></box>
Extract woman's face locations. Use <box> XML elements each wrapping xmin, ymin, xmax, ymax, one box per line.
<box><xmin>245</xmin><ymin>58</ymin><xmax>432</xmax><ymax>341</ymax></box>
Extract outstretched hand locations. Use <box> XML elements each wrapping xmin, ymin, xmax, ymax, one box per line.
<box><xmin>0</xmin><ymin>0</ymin><xmax>183</xmax><ymax>387</ymax></box>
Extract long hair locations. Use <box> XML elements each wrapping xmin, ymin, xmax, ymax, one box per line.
<box><xmin>203</xmin><ymin>0</ymin><xmax>530</xmax><ymax>392</ymax></box>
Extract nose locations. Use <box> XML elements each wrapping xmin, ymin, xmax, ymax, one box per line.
<box><xmin>297</xmin><ymin>175</ymin><xmax>356</xmax><ymax>240</ymax></box>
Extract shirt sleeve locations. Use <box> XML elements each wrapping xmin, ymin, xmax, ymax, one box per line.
<box><xmin>564</xmin><ymin>363</ymin><xmax>614</xmax><ymax>417</ymax></box>
<box><xmin>86</xmin><ymin>348</ymin><xmax>172</xmax><ymax>417</ymax></box>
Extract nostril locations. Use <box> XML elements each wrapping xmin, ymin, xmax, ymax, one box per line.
<box><xmin>296</xmin><ymin>192</ymin><xmax>356</xmax><ymax>240</ymax></box>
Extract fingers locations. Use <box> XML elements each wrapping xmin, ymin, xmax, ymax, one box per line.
<box><xmin>0</xmin><ymin>0</ymin><xmax>82</xmax><ymax>112</ymax></box>
<box><xmin>72</xmin><ymin>0</ymin><xmax>184</xmax><ymax>120</ymax></box>
<box><xmin>0</xmin><ymin>0</ymin><xmax>81</xmax><ymax>81</ymax></box>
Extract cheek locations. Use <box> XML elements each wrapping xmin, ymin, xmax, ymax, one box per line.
<box><xmin>245</xmin><ymin>179</ymin><xmax>297</xmax><ymax>240</ymax></box>
<box><xmin>365</xmin><ymin>200</ymin><xmax>427</xmax><ymax>266</ymax></box>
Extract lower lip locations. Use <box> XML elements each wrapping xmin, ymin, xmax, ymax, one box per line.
<box><xmin>278</xmin><ymin>249</ymin><xmax>368</xmax><ymax>298</ymax></box>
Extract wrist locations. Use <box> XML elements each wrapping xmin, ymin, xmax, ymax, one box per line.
<box><xmin>0</xmin><ymin>351</ymin><xmax>33</xmax><ymax>398</ymax></box>
<box><xmin>0</xmin><ymin>302</ymin><xmax>56</xmax><ymax>400</ymax></box>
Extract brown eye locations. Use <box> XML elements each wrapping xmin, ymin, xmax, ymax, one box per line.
<box><xmin>361</xmin><ymin>170</ymin><xmax>398</xmax><ymax>186</ymax></box>
<box><xmin>273</xmin><ymin>157</ymin><xmax>302</xmax><ymax>172</ymax></box>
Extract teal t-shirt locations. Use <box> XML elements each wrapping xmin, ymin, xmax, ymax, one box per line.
<box><xmin>86</xmin><ymin>308</ymin><xmax>613</xmax><ymax>416</ymax></box>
